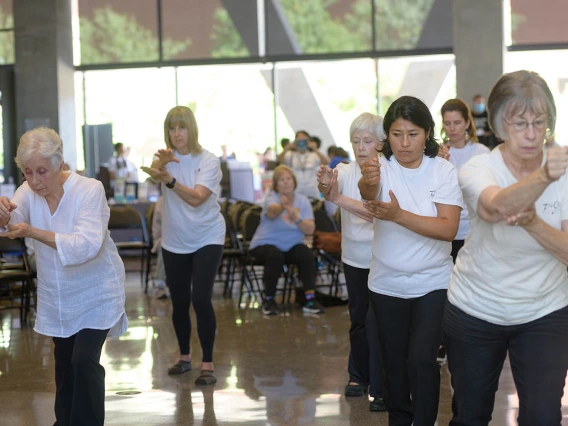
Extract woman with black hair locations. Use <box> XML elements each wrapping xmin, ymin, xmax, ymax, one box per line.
<box><xmin>359</xmin><ymin>96</ymin><xmax>463</xmax><ymax>426</ymax></box>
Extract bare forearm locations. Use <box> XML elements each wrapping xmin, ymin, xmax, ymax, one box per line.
<box><xmin>334</xmin><ymin>194</ymin><xmax>372</xmax><ymax>222</ymax></box>
<box><xmin>170</xmin><ymin>184</ymin><xmax>209</xmax><ymax>208</ymax></box>
<box><xmin>267</xmin><ymin>204</ymin><xmax>285</xmax><ymax>219</ymax></box>
<box><xmin>358</xmin><ymin>178</ymin><xmax>379</xmax><ymax>200</ymax></box>
<box><xmin>298</xmin><ymin>220</ymin><xmax>315</xmax><ymax>235</ymax></box>
<box><xmin>395</xmin><ymin>210</ymin><xmax>457</xmax><ymax>242</ymax></box>
<box><xmin>491</xmin><ymin>168</ymin><xmax>550</xmax><ymax>217</ymax></box>
<box><xmin>523</xmin><ymin>219</ymin><xmax>568</xmax><ymax>265</ymax></box>
<box><xmin>29</xmin><ymin>227</ymin><xmax>57</xmax><ymax>250</ymax></box>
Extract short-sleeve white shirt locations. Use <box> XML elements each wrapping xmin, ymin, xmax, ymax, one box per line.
<box><xmin>283</xmin><ymin>151</ymin><xmax>321</xmax><ymax>199</ymax></box>
<box><xmin>336</xmin><ymin>161</ymin><xmax>373</xmax><ymax>269</ymax></box>
<box><xmin>369</xmin><ymin>155</ymin><xmax>463</xmax><ymax>298</ymax></box>
<box><xmin>161</xmin><ymin>149</ymin><xmax>225</xmax><ymax>253</ymax></box>
<box><xmin>447</xmin><ymin>141</ymin><xmax>490</xmax><ymax>239</ymax></box>
<box><xmin>448</xmin><ymin>147</ymin><xmax>568</xmax><ymax>325</ymax></box>
<box><xmin>10</xmin><ymin>173</ymin><xmax>127</xmax><ymax>338</ymax></box>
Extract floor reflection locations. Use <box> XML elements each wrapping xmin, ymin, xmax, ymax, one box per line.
<box><xmin>0</xmin><ymin>269</ymin><xmax>567</xmax><ymax>425</ymax></box>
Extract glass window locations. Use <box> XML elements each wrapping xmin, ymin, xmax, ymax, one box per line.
<box><xmin>0</xmin><ymin>0</ymin><xmax>13</xmax><ymax>64</ymax></box>
<box><xmin>0</xmin><ymin>0</ymin><xmax>12</xmax><ymax>29</ymax></box>
<box><xmin>77</xmin><ymin>0</ymin><xmax>159</xmax><ymax>65</ymax></box>
<box><xmin>162</xmin><ymin>0</ymin><xmax>250</xmax><ymax>60</ymax></box>
<box><xmin>270</xmin><ymin>0</ymin><xmax>373</xmax><ymax>56</ymax></box>
<box><xmin>82</xmin><ymin>67</ymin><xmax>176</xmax><ymax>177</ymax></box>
<box><xmin>374</xmin><ymin>0</ymin><xmax>441</xmax><ymax>51</ymax></box>
<box><xmin>176</xmin><ymin>63</ymin><xmax>276</xmax><ymax>166</ymax></box>
<box><xmin>506</xmin><ymin>50</ymin><xmax>568</xmax><ymax>145</ymax></box>
<box><xmin>275</xmin><ymin>59</ymin><xmax>378</xmax><ymax>153</ymax></box>
<box><xmin>378</xmin><ymin>55</ymin><xmax>456</xmax><ymax>139</ymax></box>
<box><xmin>510</xmin><ymin>0</ymin><xmax>568</xmax><ymax>45</ymax></box>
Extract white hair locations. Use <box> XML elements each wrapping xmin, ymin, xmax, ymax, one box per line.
<box><xmin>15</xmin><ymin>127</ymin><xmax>64</xmax><ymax>171</ymax></box>
<box><xmin>349</xmin><ymin>113</ymin><xmax>386</xmax><ymax>141</ymax></box>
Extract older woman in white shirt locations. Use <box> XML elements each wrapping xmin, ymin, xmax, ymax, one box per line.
<box><xmin>317</xmin><ymin>113</ymin><xmax>387</xmax><ymax>412</ymax></box>
<box><xmin>0</xmin><ymin>127</ymin><xmax>127</xmax><ymax>426</ymax></box>
<box><xmin>445</xmin><ymin>70</ymin><xmax>568</xmax><ymax>425</ymax></box>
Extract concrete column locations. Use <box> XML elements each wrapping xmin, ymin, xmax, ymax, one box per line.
<box><xmin>14</xmin><ymin>0</ymin><xmax>77</xmax><ymax>170</ymax></box>
<box><xmin>453</xmin><ymin>0</ymin><xmax>505</xmax><ymax>103</ymax></box>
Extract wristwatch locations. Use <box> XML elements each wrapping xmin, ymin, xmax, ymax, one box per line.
<box><xmin>165</xmin><ymin>177</ymin><xmax>176</xmax><ymax>189</ymax></box>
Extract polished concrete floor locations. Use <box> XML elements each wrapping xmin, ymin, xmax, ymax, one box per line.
<box><xmin>1</xmin><ymin>265</ymin><xmax>568</xmax><ymax>425</ymax></box>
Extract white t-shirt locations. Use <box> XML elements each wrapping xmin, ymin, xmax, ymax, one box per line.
<box><xmin>368</xmin><ymin>155</ymin><xmax>463</xmax><ymax>298</ymax></box>
<box><xmin>10</xmin><ymin>172</ymin><xmax>127</xmax><ymax>338</ymax></box>
<box><xmin>283</xmin><ymin>151</ymin><xmax>321</xmax><ymax>199</ymax></box>
<box><xmin>448</xmin><ymin>147</ymin><xmax>568</xmax><ymax>326</ymax></box>
<box><xmin>447</xmin><ymin>141</ymin><xmax>490</xmax><ymax>239</ymax></box>
<box><xmin>336</xmin><ymin>161</ymin><xmax>373</xmax><ymax>269</ymax></box>
<box><xmin>161</xmin><ymin>149</ymin><xmax>225</xmax><ymax>253</ymax></box>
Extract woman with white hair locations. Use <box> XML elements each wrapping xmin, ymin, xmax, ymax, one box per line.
<box><xmin>0</xmin><ymin>127</ymin><xmax>127</xmax><ymax>426</ymax></box>
<box><xmin>317</xmin><ymin>113</ymin><xmax>387</xmax><ymax>412</ymax></box>
<box><xmin>445</xmin><ymin>70</ymin><xmax>568</xmax><ymax>425</ymax></box>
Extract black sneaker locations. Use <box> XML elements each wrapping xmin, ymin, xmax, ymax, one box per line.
<box><xmin>262</xmin><ymin>299</ymin><xmax>279</xmax><ymax>316</ymax></box>
<box><xmin>437</xmin><ymin>345</ymin><xmax>447</xmax><ymax>365</ymax></box>
<box><xmin>303</xmin><ymin>299</ymin><xmax>325</xmax><ymax>314</ymax></box>
<box><xmin>370</xmin><ymin>397</ymin><xmax>387</xmax><ymax>412</ymax></box>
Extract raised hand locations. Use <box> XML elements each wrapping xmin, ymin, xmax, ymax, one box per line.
<box><xmin>504</xmin><ymin>204</ymin><xmax>537</xmax><ymax>227</ymax></box>
<box><xmin>361</xmin><ymin>157</ymin><xmax>381</xmax><ymax>186</ymax></box>
<box><xmin>156</xmin><ymin>149</ymin><xmax>180</xmax><ymax>165</ymax></box>
<box><xmin>140</xmin><ymin>166</ymin><xmax>172</xmax><ymax>184</ymax></box>
<box><xmin>364</xmin><ymin>190</ymin><xmax>401</xmax><ymax>222</ymax></box>
<box><xmin>325</xmin><ymin>169</ymin><xmax>340</xmax><ymax>203</ymax></box>
<box><xmin>438</xmin><ymin>144</ymin><xmax>451</xmax><ymax>161</ymax></box>
<box><xmin>0</xmin><ymin>223</ymin><xmax>31</xmax><ymax>239</ymax></box>
<box><xmin>543</xmin><ymin>146</ymin><xmax>568</xmax><ymax>182</ymax></box>
<box><xmin>280</xmin><ymin>193</ymin><xmax>293</xmax><ymax>208</ymax></box>
<box><xmin>317</xmin><ymin>165</ymin><xmax>333</xmax><ymax>187</ymax></box>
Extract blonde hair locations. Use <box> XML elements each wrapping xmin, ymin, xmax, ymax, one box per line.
<box><xmin>272</xmin><ymin>165</ymin><xmax>297</xmax><ymax>193</ymax></box>
<box><xmin>163</xmin><ymin>106</ymin><xmax>202</xmax><ymax>154</ymax></box>
<box><xmin>16</xmin><ymin>127</ymin><xmax>64</xmax><ymax>171</ymax></box>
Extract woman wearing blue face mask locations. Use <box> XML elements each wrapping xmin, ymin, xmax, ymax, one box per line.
<box><xmin>471</xmin><ymin>94</ymin><xmax>499</xmax><ymax>149</ymax></box>
<box><xmin>277</xmin><ymin>130</ymin><xmax>329</xmax><ymax>198</ymax></box>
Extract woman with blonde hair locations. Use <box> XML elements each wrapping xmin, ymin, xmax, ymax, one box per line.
<box><xmin>249</xmin><ymin>164</ymin><xmax>324</xmax><ymax>315</ymax></box>
<box><xmin>141</xmin><ymin>106</ymin><xmax>225</xmax><ymax>385</ymax></box>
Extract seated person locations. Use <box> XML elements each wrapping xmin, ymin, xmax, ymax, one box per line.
<box><xmin>249</xmin><ymin>165</ymin><xmax>324</xmax><ymax>316</ymax></box>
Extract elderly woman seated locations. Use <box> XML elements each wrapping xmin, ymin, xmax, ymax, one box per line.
<box><xmin>249</xmin><ymin>165</ymin><xmax>324</xmax><ymax>315</ymax></box>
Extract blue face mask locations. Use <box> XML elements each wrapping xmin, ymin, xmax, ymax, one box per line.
<box><xmin>473</xmin><ymin>103</ymin><xmax>486</xmax><ymax>114</ymax></box>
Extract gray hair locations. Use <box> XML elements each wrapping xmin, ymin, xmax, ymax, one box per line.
<box><xmin>350</xmin><ymin>112</ymin><xmax>386</xmax><ymax>141</ymax></box>
<box><xmin>488</xmin><ymin>70</ymin><xmax>556</xmax><ymax>140</ymax></box>
<box><xmin>15</xmin><ymin>127</ymin><xmax>64</xmax><ymax>171</ymax></box>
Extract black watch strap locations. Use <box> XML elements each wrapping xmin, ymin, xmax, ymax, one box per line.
<box><xmin>165</xmin><ymin>177</ymin><xmax>176</xmax><ymax>189</ymax></box>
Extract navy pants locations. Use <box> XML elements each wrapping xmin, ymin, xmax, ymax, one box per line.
<box><xmin>444</xmin><ymin>301</ymin><xmax>568</xmax><ymax>426</ymax></box>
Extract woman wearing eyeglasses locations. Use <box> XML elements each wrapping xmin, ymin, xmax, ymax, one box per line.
<box><xmin>444</xmin><ymin>70</ymin><xmax>568</xmax><ymax>425</ymax></box>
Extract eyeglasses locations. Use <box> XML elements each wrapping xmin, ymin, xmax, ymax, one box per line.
<box><xmin>506</xmin><ymin>119</ymin><xmax>547</xmax><ymax>132</ymax></box>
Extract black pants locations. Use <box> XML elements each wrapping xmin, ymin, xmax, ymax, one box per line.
<box><xmin>162</xmin><ymin>245</ymin><xmax>223</xmax><ymax>361</ymax></box>
<box><xmin>370</xmin><ymin>289</ymin><xmax>446</xmax><ymax>426</ymax></box>
<box><xmin>53</xmin><ymin>328</ymin><xmax>109</xmax><ymax>426</ymax></box>
<box><xmin>451</xmin><ymin>240</ymin><xmax>464</xmax><ymax>264</ymax></box>
<box><xmin>444</xmin><ymin>301</ymin><xmax>568</xmax><ymax>426</ymax></box>
<box><xmin>249</xmin><ymin>244</ymin><xmax>315</xmax><ymax>298</ymax></box>
<box><xmin>343</xmin><ymin>263</ymin><xmax>384</xmax><ymax>398</ymax></box>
